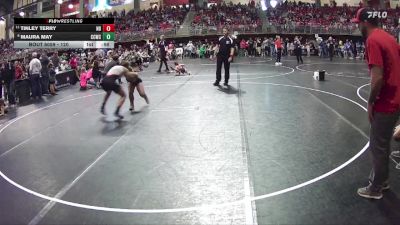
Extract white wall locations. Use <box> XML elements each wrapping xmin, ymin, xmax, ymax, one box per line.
<box><xmin>390</xmin><ymin>0</ymin><xmax>399</xmax><ymax>8</ymax></box>
<box><xmin>141</xmin><ymin>0</ymin><xmax>155</xmax><ymax>10</ymax></box>
<box><xmin>9</xmin><ymin>28</ymin><xmax>14</xmax><ymax>39</ymax></box>
<box><xmin>0</xmin><ymin>21</ymin><xmax>6</xmax><ymax>40</ymax></box>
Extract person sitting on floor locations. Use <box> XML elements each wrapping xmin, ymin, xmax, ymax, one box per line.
<box><xmin>79</xmin><ymin>67</ymin><xmax>96</xmax><ymax>90</ymax></box>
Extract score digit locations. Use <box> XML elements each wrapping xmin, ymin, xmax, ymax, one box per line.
<box><xmin>102</xmin><ymin>32</ymin><xmax>115</xmax><ymax>41</ymax></box>
<box><xmin>102</xmin><ymin>24</ymin><xmax>115</xmax><ymax>32</ymax></box>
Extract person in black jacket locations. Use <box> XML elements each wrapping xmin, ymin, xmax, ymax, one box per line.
<box><xmin>294</xmin><ymin>37</ymin><xmax>303</xmax><ymax>64</ymax></box>
<box><xmin>157</xmin><ymin>35</ymin><xmax>169</xmax><ymax>73</ymax></box>
<box><xmin>2</xmin><ymin>61</ymin><xmax>15</xmax><ymax>106</ymax></box>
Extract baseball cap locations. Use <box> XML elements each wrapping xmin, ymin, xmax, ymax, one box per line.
<box><xmin>351</xmin><ymin>8</ymin><xmax>384</xmax><ymax>24</ymax></box>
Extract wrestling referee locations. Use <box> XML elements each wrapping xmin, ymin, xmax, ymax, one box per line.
<box><xmin>214</xmin><ymin>27</ymin><xmax>235</xmax><ymax>86</ymax></box>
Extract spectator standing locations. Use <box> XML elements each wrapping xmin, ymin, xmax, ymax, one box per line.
<box><xmin>15</xmin><ymin>61</ymin><xmax>24</xmax><ymax>80</ymax></box>
<box><xmin>240</xmin><ymin>39</ymin><xmax>247</xmax><ymax>57</ymax></box>
<box><xmin>247</xmin><ymin>38</ymin><xmax>254</xmax><ymax>57</ymax></box>
<box><xmin>40</xmin><ymin>51</ymin><xmax>50</xmax><ymax>95</ymax></box>
<box><xmin>275</xmin><ymin>36</ymin><xmax>283</xmax><ymax>66</ymax></box>
<box><xmin>2</xmin><ymin>61</ymin><xmax>15</xmax><ymax>106</ymax></box>
<box><xmin>50</xmin><ymin>52</ymin><xmax>60</xmax><ymax>69</ymax></box>
<box><xmin>0</xmin><ymin>63</ymin><xmax>3</xmax><ymax>99</ymax></box>
<box><xmin>352</xmin><ymin>8</ymin><xmax>400</xmax><ymax>200</ymax></box>
<box><xmin>29</xmin><ymin>52</ymin><xmax>42</xmax><ymax>100</ymax></box>
<box><xmin>328</xmin><ymin>37</ymin><xmax>335</xmax><ymax>61</ymax></box>
<box><xmin>270</xmin><ymin>38</ymin><xmax>276</xmax><ymax>57</ymax></box>
<box><xmin>48</xmin><ymin>63</ymin><xmax>57</xmax><ymax>95</ymax></box>
<box><xmin>69</xmin><ymin>54</ymin><xmax>79</xmax><ymax>84</ymax></box>
<box><xmin>92</xmin><ymin>60</ymin><xmax>102</xmax><ymax>88</ymax></box>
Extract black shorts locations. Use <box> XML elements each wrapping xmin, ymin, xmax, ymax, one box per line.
<box><xmin>101</xmin><ymin>76</ymin><xmax>121</xmax><ymax>93</ymax></box>
<box><xmin>129</xmin><ymin>78</ymin><xmax>143</xmax><ymax>86</ymax></box>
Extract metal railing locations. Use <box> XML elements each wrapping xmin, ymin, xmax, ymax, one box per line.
<box><xmin>190</xmin><ymin>25</ymin><xmax>263</xmax><ymax>36</ymax></box>
<box><xmin>269</xmin><ymin>23</ymin><xmax>359</xmax><ymax>35</ymax></box>
<box><xmin>115</xmin><ymin>28</ymin><xmax>178</xmax><ymax>42</ymax></box>
<box><xmin>114</xmin><ymin>23</ymin><xmax>363</xmax><ymax>42</ymax></box>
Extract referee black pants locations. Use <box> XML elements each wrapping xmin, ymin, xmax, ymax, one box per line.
<box><xmin>158</xmin><ymin>56</ymin><xmax>169</xmax><ymax>71</ymax></box>
<box><xmin>216</xmin><ymin>56</ymin><xmax>230</xmax><ymax>84</ymax></box>
<box><xmin>295</xmin><ymin>49</ymin><xmax>303</xmax><ymax>64</ymax></box>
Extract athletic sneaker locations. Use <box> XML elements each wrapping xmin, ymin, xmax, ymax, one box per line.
<box><xmin>213</xmin><ymin>81</ymin><xmax>220</xmax><ymax>86</ymax></box>
<box><xmin>223</xmin><ymin>82</ymin><xmax>229</xmax><ymax>86</ymax></box>
<box><xmin>382</xmin><ymin>184</ymin><xmax>390</xmax><ymax>191</ymax></box>
<box><xmin>275</xmin><ymin>62</ymin><xmax>279</xmax><ymax>66</ymax></box>
<box><xmin>391</xmin><ymin>151</ymin><xmax>400</xmax><ymax>158</ymax></box>
<box><xmin>114</xmin><ymin>107</ymin><xmax>123</xmax><ymax>120</ymax></box>
<box><xmin>114</xmin><ymin>112</ymin><xmax>124</xmax><ymax>120</ymax></box>
<box><xmin>357</xmin><ymin>184</ymin><xmax>383</xmax><ymax>200</ymax></box>
<box><xmin>369</xmin><ymin>181</ymin><xmax>390</xmax><ymax>191</ymax></box>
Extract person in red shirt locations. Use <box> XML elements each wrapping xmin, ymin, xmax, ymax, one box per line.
<box><xmin>14</xmin><ymin>61</ymin><xmax>24</xmax><ymax>80</ymax></box>
<box><xmin>352</xmin><ymin>8</ymin><xmax>400</xmax><ymax>200</ymax></box>
<box><xmin>275</xmin><ymin>35</ymin><xmax>283</xmax><ymax>65</ymax></box>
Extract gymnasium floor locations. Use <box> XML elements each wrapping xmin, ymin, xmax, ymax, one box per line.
<box><xmin>1</xmin><ymin>56</ymin><xmax>400</xmax><ymax>225</ymax></box>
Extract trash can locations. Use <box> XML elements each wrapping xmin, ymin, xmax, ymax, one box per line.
<box><xmin>313</xmin><ymin>70</ymin><xmax>325</xmax><ymax>81</ymax></box>
<box><xmin>319</xmin><ymin>70</ymin><xmax>325</xmax><ymax>81</ymax></box>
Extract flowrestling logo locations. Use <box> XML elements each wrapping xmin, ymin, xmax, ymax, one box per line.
<box><xmin>367</xmin><ymin>11</ymin><xmax>388</xmax><ymax>19</ymax></box>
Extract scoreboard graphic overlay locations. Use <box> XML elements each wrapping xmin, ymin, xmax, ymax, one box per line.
<box><xmin>14</xmin><ymin>18</ymin><xmax>115</xmax><ymax>49</ymax></box>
